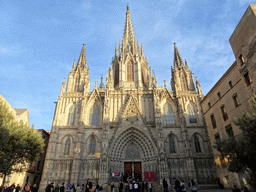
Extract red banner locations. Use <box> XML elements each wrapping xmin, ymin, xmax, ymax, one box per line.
<box><xmin>144</xmin><ymin>172</ymin><xmax>149</xmax><ymax>181</ymax></box>
<box><xmin>150</xmin><ymin>172</ymin><xmax>155</xmax><ymax>181</ymax></box>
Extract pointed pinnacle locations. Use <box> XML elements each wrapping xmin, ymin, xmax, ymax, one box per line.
<box><xmin>173</xmin><ymin>42</ymin><xmax>184</xmax><ymax>68</ymax></box>
<box><xmin>72</xmin><ymin>60</ymin><xmax>76</xmax><ymax>71</ymax></box>
<box><xmin>115</xmin><ymin>43</ymin><xmax>118</xmax><ymax>58</ymax></box>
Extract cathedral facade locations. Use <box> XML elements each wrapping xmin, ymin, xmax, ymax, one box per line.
<box><xmin>40</xmin><ymin>6</ymin><xmax>217</xmax><ymax>190</ymax></box>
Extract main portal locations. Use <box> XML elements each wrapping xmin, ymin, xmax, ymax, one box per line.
<box><xmin>124</xmin><ymin>162</ymin><xmax>142</xmax><ymax>182</ymax></box>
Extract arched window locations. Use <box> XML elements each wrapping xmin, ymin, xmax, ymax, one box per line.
<box><xmin>89</xmin><ymin>103</ymin><xmax>100</xmax><ymax>126</ymax></box>
<box><xmin>115</xmin><ymin>63</ymin><xmax>119</xmax><ymax>86</ymax></box>
<box><xmin>170</xmin><ymin>136</ymin><xmax>176</xmax><ymax>153</ymax></box>
<box><xmin>187</xmin><ymin>103</ymin><xmax>197</xmax><ymax>123</ymax></box>
<box><xmin>163</xmin><ymin>103</ymin><xmax>175</xmax><ymax>124</ymax></box>
<box><xmin>127</xmin><ymin>60</ymin><xmax>134</xmax><ymax>81</ymax></box>
<box><xmin>194</xmin><ymin>136</ymin><xmax>201</xmax><ymax>153</ymax></box>
<box><xmin>64</xmin><ymin>138</ymin><xmax>71</xmax><ymax>155</ymax></box>
<box><xmin>181</xmin><ymin>74</ymin><xmax>187</xmax><ymax>90</ymax></box>
<box><xmin>89</xmin><ymin>137</ymin><xmax>96</xmax><ymax>155</ymax></box>
<box><xmin>67</xmin><ymin>105</ymin><xmax>76</xmax><ymax>125</ymax></box>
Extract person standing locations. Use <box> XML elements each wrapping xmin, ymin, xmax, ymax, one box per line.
<box><xmin>86</xmin><ymin>179</ymin><xmax>92</xmax><ymax>192</ymax></box>
<box><xmin>59</xmin><ymin>183</ymin><xmax>64</xmax><ymax>192</ymax></box>
<box><xmin>163</xmin><ymin>179</ymin><xmax>168</xmax><ymax>192</ymax></box>
<box><xmin>118</xmin><ymin>181</ymin><xmax>123</xmax><ymax>192</ymax></box>
<box><xmin>66</xmin><ymin>183</ymin><xmax>72</xmax><ymax>192</ymax></box>
<box><xmin>189</xmin><ymin>180</ymin><xmax>197</xmax><ymax>192</ymax></box>
<box><xmin>174</xmin><ymin>179</ymin><xmax>180</xmax><ymax>192</ymax></box>
<box><xmin>54</xmin><ymin>184</ymin><xmax>59</xmax><ymax>192</ymax></box>
<box><xmin>179</xmin><ymin>180</ymin><xmax>186</xmax><ymax>192</ymax></box>
<box><xmin>148</xmin><ymin>183</ymin><xmax>152</xmax><ymax>192</ymax></box>
<box><xmin>96</xmin><ymin>183</ymin><xmax>100</xmax><ymax>192</ymax></box>
<box><xmin>133</xmin><ymin>182</ymin><xmax>138</xmax><ymax>192</ymax></box>
<box><xmin>125</xmin><ymin>181</ymin><xmax>129</xmax><ymax>192</ymax></box>
<box><xmin>129</xmin><ymin>182</ymin><xmax>133</xmax><ymax>192</ymax></box>
<box><xmin>71</xmin><ymin>183</ymin><xmax>76</xmax><ymax>192</ymax></box>
<box><xmin>141</xmin><ymin>182</ymin><xmax>144</xmax><ymax>192</ymax></box>
<box><xmin>15</xmin><ymin>184</ymin><xmax>21</xmax><ymax>192</ymax></box>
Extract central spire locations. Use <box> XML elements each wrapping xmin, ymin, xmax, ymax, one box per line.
<box><xmin>122</xmin><ymin>5</ymin><xmax>136</xmax><ymax>54</ymax></box>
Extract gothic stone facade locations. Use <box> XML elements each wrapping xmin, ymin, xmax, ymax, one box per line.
<box><xmin>40</xmin><ymin>6</ymin><xmax>217</xmax><ymax>190</ymax></box>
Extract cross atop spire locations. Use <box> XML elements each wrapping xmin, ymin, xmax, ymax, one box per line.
<box><xmin>122</xmin><ymin>5</ymin><xmax>135</xmax><ymax>54</ymax></box>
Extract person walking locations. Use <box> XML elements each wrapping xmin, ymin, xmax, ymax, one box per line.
<box><xmin>30</xmin><ymin>184</ymin><xmax>37</xmax><ymax>192</ymax></box>
<box><xmin>71</xmin><ymin>183</ymin><xmax>76</xmax><ymax>192</ymax></box>
<box><xmin>129</xmin><ymin>182</ymin><xmax>133</xmax><ymax>192</ymax></box>
<box><xmin>148</xmin><ymin>183</ymin><xmax>152</xmax><ymax>192</ymax></box>
<box><xmin>15</xmin><ymin>185</ymin><xmax>21</xmax><ymax>192</ymax></box>
<box><xmin>173</xmin><ymin>179</ymin><xmax>180</xmax><ymax>192</ymax></box>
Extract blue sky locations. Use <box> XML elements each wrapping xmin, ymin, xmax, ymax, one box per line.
<box><xmin>0</xmin><ymin>0</ymin><xmax>255</xmax><ymax>130</ymax></box>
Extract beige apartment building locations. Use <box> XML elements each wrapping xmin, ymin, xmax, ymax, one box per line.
<box><xmin>0</xmin><ymin>95</ymin><xmax>50</xmax><ymax>188</ymax></box>
<box><xmin>201</xmin><ymin>4</ymin><xmax>256</xmax><ymax>189</ymax></box>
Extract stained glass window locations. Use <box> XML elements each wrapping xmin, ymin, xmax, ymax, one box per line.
<box><xmin>115</xmin><ymin>64</ymin><xmax>119</xmax><ymax>86</ymax></box>
<box><xmin>89</xmin><ymin>103</ymin><xmax>100</xmax><ymax>126</ymax></box>
<box><xmin>127</xmin><ymin>60</ymin><xmax>134</xmax><ymax>81</ymax></box>
<box><xmin>89</xmin><ymin>137</ymin><xmax>96</xmax><ymax>155</ymax></box>
<box><xmin>194</xmin><ymin>136</ymin><xmax>201</xmax><ymax>153</ymax></box>
<box><xmin>170</xmin><ymin>137</ymin><xmax>176</xmax><ymax>153</ymax></box>
<box><xmin>163</xmin><ymin>103</ymin><xmax>175</xmax><ymax>124</ymax></box>
<box><xmin>67</xmin><ymin>105</ymin><xmax>76</xmax><ymax>125</ymax></box>
<box><xmin>64</xmin><ymin>138</ymin><xmax>71</xmax><ymax>155</ymax></box>
<box><xmin>187</xmin><ymin>103</ymin><xmax>197</xmax><ymax>123</ymax></box>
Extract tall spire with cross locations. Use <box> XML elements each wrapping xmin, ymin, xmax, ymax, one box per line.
<box><xmin>122</xmin><ymin>4</ymin><xmax>136</xmax><ymax>54</ymax></box>
<box><xmin>76</xmin><ymin>43</ymin><xmax>87</xmax><ymax>71</ymax></box>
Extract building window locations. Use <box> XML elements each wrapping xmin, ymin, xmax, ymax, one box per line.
<box><xmin>229</xmin><ymin>81</ymin><xmax>233</xmax><ymax>88</ymax></box>
<box><xmin>221</xmin><ymin>105</ymin><xmax>228</xmax><ymax>121</ymax></box>
<box><xmin>208</xmin><ymin>102</ymin><xmax>211</xmax><ymax>108</ymax></box>
<box><xmin>194</xmin><ymin>136</ymin><xmax>201</xmax><ymax>153</ymax></box>
<box><xmin>210</xmin><ymin>114</ymin><xmax>217</xmax><ymax>128</ymax></box>
<box><xmin>127</xmin><ymin>60</ymin><xmax>134</xmax><ymax>81</ymax></box>
<box><xmin>239</xmin><ymin>54</ymin><xmax>245</xmax><ymax>66</ymax></box>
<box><xmin>214</xmin><ymin>132</ymin><xmax>220</xmax><ymax>144</ymax></box>
<box><xmin>115</xmin><ymin>63</ymin><xmax>119</xmax><ymax>86</ymax></box>
<box><xmin>217</xmin><ymin>92</ymin><xmax>221</xmax><ymax>99</ymax></box>
<box><xmin>244</xmin><ymin>72</ymin><xmax>251</xmax><ymax>86</ymax></box>
<box><xmin>225</xmin><ymin>124</ymin><xmax>234</xmax><ymax>137</ymax></box>
<box><xmin>169</xmin><ymin>137</ymin><xmax>176</xmax><ymax>153</ymax></box>
<box><xmin>89</xmin><ymin>137</ymin><xmax>96</xmax><ymax>155</ymax></box>
<box><xmin>64</xmin><ymin>138</ymin><xmax>71</xmax><ymax>155</ymax></box>
<box><xmin>89</xmin><ymin>103</ymin><xmax>100</xmax><ymax>126</ymax></box>
<box><xmin>163</xmin><ymin>103</ymin><xmax>175</xmax><ymax>125</ymax></box>
<box><xmin>187</xmin><ymin>103</ymin><xmax>197</xmax><ymax>123</ymax></box>
<box><xmin>67</xmin><ymin>105</ymin><xmax>76</xmax><ymax>125</ymax></box>
<box><xmin>232</xmin><ymin>94</ymin><xmax>240</xmax><ymax>107</ymax></box>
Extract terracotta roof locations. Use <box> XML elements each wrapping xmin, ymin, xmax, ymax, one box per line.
<box><xmin>14</xmin><ymin>108</ymin><xmax>27</xmax><ymax>116</ymax></box>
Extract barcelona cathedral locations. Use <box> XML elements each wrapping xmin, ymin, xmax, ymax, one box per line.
<box><xmin>40</xmin><ymin>6</ymin><xmax>217</xmax><ymax>190</ymax></box>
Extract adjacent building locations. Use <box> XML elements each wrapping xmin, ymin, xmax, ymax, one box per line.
<box><xmin>201</xmin><ymin>4</ymin><xmax>256</xmax><ymax>189</ymax></box>
<box><xmin>0</xmin><ymin>95</ymin><xmax>50</xmax><ymax>188</ymax></box>
<box><xmin>39</xmin><ymin>6</ymin><xmax>217</xmax><ymax>191</ymax></box>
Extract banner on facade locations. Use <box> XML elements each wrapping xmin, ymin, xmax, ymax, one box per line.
<box><xmin>150</xmin><ymin>172</ymin><xmax>155</xmax><ymax>181</ymax></box>
<box><xmin>144</xmin><ymin>172</ymin><xmax>149</xmax><ymax>181</ymax></box>
<box><xmin>112</xmin><ymin>172</ymin><xmax>120</xmax><ymax>177</ymax></box>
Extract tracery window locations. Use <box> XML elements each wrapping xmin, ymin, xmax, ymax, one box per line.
<box><xmin>163</xmin><ymin>103</ymin><xmax>175</xmax><ymax>125</ymax></box>
<box><xmin>89</xmin><ymin>103</ymin><xmax>100</xmax><ymax>126</ymax></box>
<box><xmin>64</xmin><ymin>138</ymin><xmax>71</xmax><ymax>155</ymax></box>
<box><xmin>194</xmin><ymin>136</ymin><xmax>201</xmax><ymax>153</ymax></box>
<box><xmin>67</xmin><ymin>105</ymin><xmax>76</xmax><ymax>125</ymax></box>
<box><xmin>115</xmin><ymin>63</ymin><xmax>119</xmax><ymax>86</ymax></box>
<box><xmin>187</xmin><ymin>103</ymin><xmax>197</xmax><ymax>123</ymax></box>
<box><xmin>169</xmin><ymin>136</ymin><xmax>176</xmax><ymax>153</ymax></box>
<box><xmin>127</xmin><ymin>60</ymin><xmax>134</xmax><ymax>81</ymax></box>
<box><xmin>89</xmin><ymin>137</ymin><xmax>96</xmax><ymax>155</ymax></box>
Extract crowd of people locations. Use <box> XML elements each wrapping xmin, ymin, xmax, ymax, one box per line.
<box><xmin>0</xmin><ymin>183</ymin><xmax>38</xmax><ymax>192</ymax></box>
<box><xmin>0</xmin><ymin>178</ymin><xmax>249</xmax><ymax>192</ymax></box>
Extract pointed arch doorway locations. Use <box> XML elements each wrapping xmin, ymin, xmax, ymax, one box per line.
<box><xmin>124</xmin><ymin>162</ymin><xmax>142</xmax><ymax>182</ymax></box>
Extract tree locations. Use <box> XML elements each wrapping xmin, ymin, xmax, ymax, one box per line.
<box><xmin>0</xmin><ymin>101</ymin><xmax>45</xmax><ymax>187</ymax></box>
<box><xmin>215</xmin><ymin>95</ymin><xmax>256</xmax><ymax>189</ymax></box>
